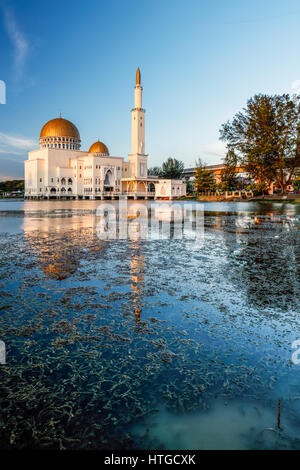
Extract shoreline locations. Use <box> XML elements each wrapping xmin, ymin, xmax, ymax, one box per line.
<box><xmin>178</xmin><ymin>196</ymin><xmax>300</xmax><ymax>204</ymax></box>
<box><xmin>0</xmin><ymin>196</ymin><xmax>300</xmax><ymax>204</ymax></box>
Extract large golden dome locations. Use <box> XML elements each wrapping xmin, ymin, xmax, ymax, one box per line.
<box><xmin>40</xmin><ymin>117</ymin><xmax>80</xmax><ymax>140</ymax></box>
<box><xmin>89</xmin><ymin>140</ymin><xmax>109</xmax><ymax>155</ymax></box>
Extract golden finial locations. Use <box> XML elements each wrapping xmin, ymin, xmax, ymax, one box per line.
<box><xmin>136</xmin><ymin>67</ymin><xmax>141</xmax><ymax>86</ymax></box>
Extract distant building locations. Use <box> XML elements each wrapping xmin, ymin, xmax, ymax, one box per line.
<box><xmin>155</xmin><ymin>179</ymin><xmax>186</xmax><ymax>199</ymax></box>
<box><xmin>183</xmin><ymin>165</ymin><xmax>247</xmax><ymax>183</ymax></box>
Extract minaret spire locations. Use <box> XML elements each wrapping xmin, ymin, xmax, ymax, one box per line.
<box><xmin>134</xmin><ymin>67</ymin><xmax>142</xmax><ymax>110</ymax></box>
<box><xmin>129</xmin><ymin>68</ymin><xmax>147</xmax><ymax>177</ymax></box>
<box><xmin>136</xmin><ymin>67</ymin><xmax>141</xmax><ymax>86</ymax></box>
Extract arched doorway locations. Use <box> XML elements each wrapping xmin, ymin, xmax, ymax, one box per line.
<box><xmin>104</xmin><ymin>170</ymin><xmax>113</xmax><ymax>191</ymax></box>
<box><xmin>148</xmin><ymin>183</ymin><xmax>155</xmax><ymax>193</ymax></box>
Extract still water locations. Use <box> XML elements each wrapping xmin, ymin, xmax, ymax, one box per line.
<box><xmin>0</xmin><ymin>199</ymin><xmax>299</xmax><ymax>449</ymax></box>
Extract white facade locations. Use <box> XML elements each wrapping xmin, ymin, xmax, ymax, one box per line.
<box><xmin>155</xmin><ymin>179</ymin><xmax>187</xmax><ymax>199</ymax></box>
<box><xmin>24</xmin><ymin>69</ymin><xmax>186</xmax><ymax>200</ymax></box>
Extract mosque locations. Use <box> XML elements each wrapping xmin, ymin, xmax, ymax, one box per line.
<box><xmin>24</xmin><ymin>69</ymin><xmax>186</xmax><ymax>200</ymax></box>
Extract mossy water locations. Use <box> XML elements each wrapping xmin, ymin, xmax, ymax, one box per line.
<box><xmin>0</xmin><ymin>200</ymin><xmax>299</xmax><ymax>449</ymax></box>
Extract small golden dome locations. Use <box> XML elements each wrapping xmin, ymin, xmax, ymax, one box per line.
<box><xmin>89</xmin><ymin>140</ymin><xmax>109</xmax><ymax>155</ymax></box>
<box><xmin>40</xmin><ymin>117</ymin><xmax>80</xmax><ymax>140</ymax></box>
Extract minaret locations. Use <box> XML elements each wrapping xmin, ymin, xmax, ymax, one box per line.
<box><xmin>129</xmin><ymin>68</ymin><xmax>147</xmax><ymax>178</ymax></box>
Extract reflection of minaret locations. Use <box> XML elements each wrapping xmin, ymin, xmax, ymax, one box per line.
<box><xmin>130</xmin><ymin>242</ymin><xmax>145</xmax><ymax>322</ymax></box>
<box><xmin>129</xmin><ymin>68</ymin><xmax>148</xmax><ymax>178</ymax></box>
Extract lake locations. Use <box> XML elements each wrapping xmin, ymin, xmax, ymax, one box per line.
<box><xmin>0</xmin><ymin>199</ymin><xmax>299</xmax><ymax>449</ymax></box>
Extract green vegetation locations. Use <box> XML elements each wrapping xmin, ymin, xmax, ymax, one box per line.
<box><xmin>220</xmin><ymin>94</ymin><xmax>300</xmax><ymax>194</ymax></box>
<box><xmin>194</xmin><ymin>159</ymin><xmax>217</xmax><ymax>192</ymax></box>
<box><xmin>0</xmin><ymin>180</ymin><xmax>24</xmax><ymax>196</ymax></box>
<box><xmin>148</xmin><ymin>158</ymin><xmax>184</xmax><ymax>179</ymax></box>
<box><xmin>147</xmin><ymin>166</ymin><xmax>161</xmax><ymax>177</ymax></box>
<box><xmin>219</xmin><ymin>150</ymin><xmax>240</xmax><ymax>191</ymax></box>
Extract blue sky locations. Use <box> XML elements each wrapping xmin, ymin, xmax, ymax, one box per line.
<box><xmin>1</xmin><ymin>0</ymin><xmax>300</xmax><ymax>179</ymax></box>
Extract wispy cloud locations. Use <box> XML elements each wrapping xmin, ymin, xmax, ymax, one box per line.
<box><xmin>0</xmin><ymin>132</ymin><xmax>35</xmax><ymax>170</ymax></box>
<box><xmin>0</xmin><ymin>155</ymin><xmax>25</xmax><ymax>180</ymax></box>
<box><xmin>0</xmin><ymin>132</ymin><xmax>35</xmax><ymax>150</ymax></box>
<box><xmin>0</xmin><ymin>173</ymin><xmax>23</xmax><ymax>181</ymax></box>
<box><xmin>201</xmin><ymin>141</ymin><xmax>227</xmax><ymax>158</ymax></box>
<box><xmin>1</xmin><ymin>1</ymin><xmax>29</xmax><ymax>80</ymax></box>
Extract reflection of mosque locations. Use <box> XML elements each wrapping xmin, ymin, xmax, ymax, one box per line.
<box><xmin>22</xmin><ymin>211</ymin><xmax>147</xmax><ymax>323</ymax></box>
<box><xmin>22</xmin><ymin>213</ymin><xmax>99</xmax><ymax>281</ymax></box>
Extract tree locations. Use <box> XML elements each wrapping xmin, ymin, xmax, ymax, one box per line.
<box><xmin>220</xmin><ymin>94</ymin><xmax>300</xmax><ymax>193</ymax></box>
<box><xmin>0</xmin><ymin>179</ymin><xmax>24</xmax><ymax>194</ymax></box>
<box><xmin>148</xmin><ymin>166</ymin><xmax>161</xmax><ymax>177</ymax></box>
<box><xmin>220</xmin><ymin>150</ymin><xmax>240</xmax><ymax>191</ymax></box>
<box><xmin>293</xmin><ymin>169</ymin><xmax>300</xmax><ymax>191</ymax></box>
<box><xmin>160</xmin><ymin>158</ymin><xmax>184</xmax><ymax>179</ymax></box>
<box><xmin>194</xmin><ymin>159</ymin><xmax>217</xmax><ymax>192</ymax></box>
<box><xmin>294</xmin><ymin>177</ymin><xmax>300</xmax><ymax>191</ymax></box>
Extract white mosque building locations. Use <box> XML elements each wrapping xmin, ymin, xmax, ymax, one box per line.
<box><xmin>24</xmin><ymin>69</ymin><xmax>186</xmax><ymax>200</ymax></box>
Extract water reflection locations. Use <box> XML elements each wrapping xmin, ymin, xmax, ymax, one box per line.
<box><xmin>1</xmin><ymin>200</ymin><xmax>300</xmax><ymax>449</ymax></box>
<box><xmin>23</xmin><ymin>216</ymin><xmax>97</xmax><ymax>281</ymax></box>
<box><xmin>130</xmin><ymin>243</ymin><xmax>145</xmax><ymax>322</ymax></box>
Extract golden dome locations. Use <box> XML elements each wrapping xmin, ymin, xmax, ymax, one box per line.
<box><xmin>89</xmin><ymin>140</ymin><xmax>109</xmax><ymax>155</ymax></box>
<box><xmin>40</xmin><ymin>117</ymin><xmax>80</xmax><ymax>140</ymax></box>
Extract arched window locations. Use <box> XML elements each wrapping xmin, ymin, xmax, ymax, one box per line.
<box><xmin>61</xmin><ymin>178</ymin><xmax>66</xmax><ymax>185</ymax></box>
<box><xmin>148</xmin><ymin>183</ymin><xmax>155</xmax><ymax>193</ymax></box>
<box><xmin>61</xmin><ymin>187</ymin><xmax>66</xmax><ymax>193</ymax></box>
<box><xmin>104</xmin><ymin>169</ymin><xmax>113</xmax><ymax>187</ymax></box>
<box><xmin>68</xmin><ymin>178</ymin><xmax>72</xmax><ymax>185</ymax></box>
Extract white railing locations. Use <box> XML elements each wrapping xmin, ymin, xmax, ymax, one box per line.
<box><xmin>122</xmin><ymin>191</ymin><xmax>155</xmax><ymax>197</ymax></box>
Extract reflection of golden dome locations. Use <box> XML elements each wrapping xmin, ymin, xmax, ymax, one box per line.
<box><xmin>40</xmin><ymin>117</ymin><xmax>80</xmax><ymax>140</ymax></box>
<box><xmin>89</xmin><ymin>140</ymin><xmax>109</xmax><ymax>155</ymax></box>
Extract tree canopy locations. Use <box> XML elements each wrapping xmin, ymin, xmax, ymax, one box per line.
<box><xmin>0</xmin><ymin>180</ymin><xmax>24</xmax><ymax>194</ymax></box>
<box><xmin>220</xmin><ymin>94</ymin><xmax>300</xmax><ymax>192</ymax></box>
<box><xmin>160</xmin><ymin>158</ymin><xmax>184</xmax><ymax>179</ymax></box>
<box><xmin>147</xmin><ymin>166</ymin><xmax>161</xmax><ymax>177</ymax></box>
<box><xmin>194</xmin><ymin>159</ymin><xmax>217</xmax><ymax>192</ymax></box>
<box><xmin>149</xmin><ymin>158</ymin><xmax>184</xmax><ymax>179</ymax></box>
<box><xmin>220</xmin><ymin>150</ymin><xmax>240</xmax><ymax>191</ymax></box>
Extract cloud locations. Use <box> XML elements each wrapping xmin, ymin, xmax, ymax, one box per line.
<box><xmin>0</xmin><ymin>156</ymin><xmax>24</xmax><ymax>180</ymax></box>
<box><xmin>201</xmin><ymin>141</ymin><xmax>227</xmax><ymax>158</ymax></box>
<box><xmin>291</xmin><ymin>80</ymin><xmax>300</xmax><ymax>94</ymax></box>
<box><xmin>0</xmin><ymin>132</ymin><xmax>35</xmax><ymax>178</ymax></box>
<box><xmin>1</xmin><ymin>1</ymin><xmax>29</xmax><ymax>80</ymax></box>
<box><xmin>0</xmin><ymin>173</ymin><xmax>23</xmax><ymax>181</ymax></box>
<box><xmin>0</xmin><ymin>132</ymin><xmax>35</xmax><ymax>151</ymax></box>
